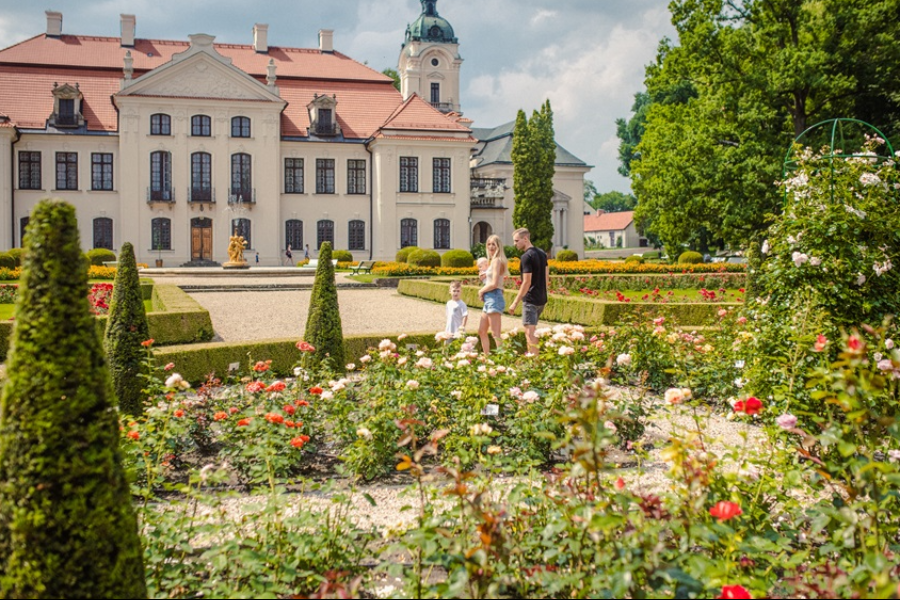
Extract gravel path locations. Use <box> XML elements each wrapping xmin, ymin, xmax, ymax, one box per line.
<box><xmin>186</xmin><ymin>287</ymin><xmax>523</xmax><ymax>342</ymax></box>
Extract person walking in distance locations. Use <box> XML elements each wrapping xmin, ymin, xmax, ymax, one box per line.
<box><xmin>285</xmin><ymin>244</ymin><xmax>293</xmax><ymax>266</ymax></box>
<box><xmin>508</xmin><ymin>228</ymin><xmax>549</xmax><ymax>355</ymax></box>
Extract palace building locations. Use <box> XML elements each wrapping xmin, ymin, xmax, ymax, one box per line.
<box><xmin>0</xmin><ymin>0</ymin><xmax>589</xmax><ymax>265</ymax></box>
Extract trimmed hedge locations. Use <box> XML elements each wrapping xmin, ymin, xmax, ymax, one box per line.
<box><xmin>408</xmin><ymin>249</ymin><xmax>441</xmax><ymax>267</ymax></box>
<box><xmin>556</xmin><ymin>249</ymin><xmax>579</xmax><ymax>262</ymax></box>
<box><xmin>304</xmin><ymin>242</ymin><xmax>345</xmax><ymax>372</ymax></box>
<box><xmin>678</xmin><ymin>251</ymin><xmax>703</xmax><ymax>264</ymax></box>
<box><xmin>86</xmin><ymin>248</ymin><xmax>117</xmax><ymax>266</ymax></box>
<box><xmin>555</xmin><ymin>272</ymin><xmax>746</xmax><ymax>292</ymax></box>
<box><xmin>441</xmin><ymin>249</ymin><xmax>475</xmax><ymax>268</ymax></box>
<box><xmin>0</xmin><ymin>253</ymin><xmax>14</xmax><ymax>270</ymax></box>
<box><xmin>625</xmin><ymin>255</ymin><xmax>645</xmax><ymax>264</ymax></box>
<box><xmin>154</xmin><ymin>332</ymin><xmax>442</xmax><ymax>383</ymax></box>
<box><xmin>398</xmin><ymin>279</ymin><xmax>738</xmax><ymax>327</ymax></box>
<box><xmin>332</xmin><ymin>250</ymin><xmax>353</xmax><ymax>263</ymax></box>
<box><xmin>396</xmin><ymin>246</ymin><xmax>420</xmax><ymax>263</ymax></box>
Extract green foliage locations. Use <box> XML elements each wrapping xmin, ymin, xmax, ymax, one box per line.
<box><xmin>6</xmin><ymin>248</ymin><xmax>24</xmax><ymax>267</ymax></box>
<box><xmin>407</xmin><ymin>248</ymin><xmax>441</xmax><ymax>267</ymax></box>
<box><xmin>0</xmin><ymin>199</ymin><xmax>146</xmax><ymax>597</ymax></box>
<box><xmin>440</xmin><ymin>249</ymin><xmax>474</xmax><ymax>268</ymax></box>
<box><xmin>304</xmin><ymin>242</ymin><xmax>345</xmax><ymax>372</ymax></box>
<box><xmin>678</xmin><ymin>251</ymin><xmax>703</xmax><ymax>264</ymax></box>
<box><xmin>512</xmin><ymin>101</ymin><xmax>556</xmax><ymax>252</ymax></box>
<box><xmin>590</xmin><ymin>190</ymin><xmax>637</xmax><ymax>213</ymax></box>
<box><xmin>470</xmin><ymin>243</ymin><xmax>486</xmax><ymax>259</ymax></box>
<box><xmin>0</xmin><ymin>253</ymin><xmax>15</xmax><ymax>270</ymax></box>
<box><xmin>396</xmin><ymin>246</ymin><xmax>420</xmax><ymax>263</ymax></box>
<box><xmin>105</xmin><ymin>242</ymin><xmax>151</xmax><ymax>416</ymax></box>
<box><xmin>503</xmin><ymin>244</ymin><xmax>522</xmax><ymax>259</ymax></box>
<box><xmin>332</xmin><ymin>249</ymin><xmax>354</xmax><ymax>263</ymax></box>
<box><xmin>556</xmin><ymin>249</ymin><xmax>579</xmax><ymax>262</ymax></box>
<box><xmin>382</xmin><ymin>67</ymin><xmax>401</xmax><ymax>91</ymax></box>
<box><xmin>629</xmin><ymin>0</ymin><xmax>900</xmax><ymax>253</ymax></box>
<box><xmin>625</xmin><ymin>255</ymin><xmax>644</xmax><ymax>264</ymax></box>
<box><xmin>642</xmin><ymin>250</ymin><xmax>662</xmax><ymax>259</ymax></box>
<box><xmin>615</xmin><ymin>91</ymin><xmax>651</xmax><ymax>176</ymax></box>
<box><xmin>86</xmin><ymin>247</ymin><xmax>117</xmax><ymax>266</ymax></box>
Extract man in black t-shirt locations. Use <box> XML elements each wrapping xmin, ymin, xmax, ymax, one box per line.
<box><xmin>509</xmin><ymin>228</ymin><xmax>549</xmax><ymax>355</ymax></box>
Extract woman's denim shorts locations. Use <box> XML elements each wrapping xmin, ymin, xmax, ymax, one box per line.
<box><xmin>482</xmin><ymin>288</ymin><xmax>506</xmax><ymax>314</ymax></box>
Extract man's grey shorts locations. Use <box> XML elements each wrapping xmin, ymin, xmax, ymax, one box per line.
<box><xmin>522</xmin><ymin>302</ymin><xmax>545</xmax><ymax>326</ymax></box>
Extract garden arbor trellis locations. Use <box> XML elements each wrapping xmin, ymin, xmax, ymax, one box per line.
<box><xmin>783</xmin><ymin>118</ymin><xmax>896</xmax><ymax>204</ymax></box>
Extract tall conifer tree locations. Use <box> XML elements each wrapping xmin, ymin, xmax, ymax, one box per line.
<box><xmin>303</xmin><ymin>242</ymin><xmax>345</xmax><ymax>372</ymax></box>
<box><xmin>512</xmin><ymin>100</ymin><xmax>557</xmax><ymax>252</ymax></box>
<box><xmin>0</xmin><ymin>199</ymin><xmax>147</xmax><ymax>598</ymax></box>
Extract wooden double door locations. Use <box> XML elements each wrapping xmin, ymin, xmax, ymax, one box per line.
<box><xmin>191</xmin><ymin>218</ymin><xmax>213</xmax><ymax>261</ymax></box>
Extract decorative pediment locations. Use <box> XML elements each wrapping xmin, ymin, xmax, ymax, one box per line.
<box><xmin>118</xmin><ymin>35</ymin><xmax>284</xmax><ymax>104</ymax></box>
<box><xmin>52</xmin><ymin>82</ymin><xmax>82</xmax><ymax>100</ymax></box>
<box><xmin>552</xmin><ymin>189</ymin><xmax>572</xmax><ymax>205</ymax></box>
<box><xmin>307</xmin><ymin>93</ymin><xmax>340</xmax><ymax>137</ymax></box>
<box><xmin>427</xmin><ymin>71</ymin><xmax>446</xmax><ymax>80</ymax></box>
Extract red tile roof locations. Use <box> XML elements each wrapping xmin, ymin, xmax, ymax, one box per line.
<box><xmin>584</xmin><ymin>210</ymin><xmax>635</xmax><ymax>232</ymax></box>
<box><xmin>381</xmin><ymin>94</ymin><xmax>472</xmax><ymax>133</ymax></box>
<box><xmin>0</xmin><ymin>33</ymin><xmax>407</xmax><ymax>138</ymax></box>
<box><xmin>372</xmin><ymin>133</ymin><xmax>477</xmax><ymax>143</ymax></box>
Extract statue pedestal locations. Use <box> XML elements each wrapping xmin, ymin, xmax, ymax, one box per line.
<box><xmin>222</xmin><ymin>261</ymin><xmax>250</xmax><ymax>270</ymax></box>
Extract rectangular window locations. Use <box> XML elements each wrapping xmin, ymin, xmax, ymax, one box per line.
<box><xmin>151</xmin><ymin>218</ymin><xmax>172</xmax><ymax>251</ymax></box>
<box><xmin>91</xmin><ymin>153</ymin><xmax>114</xmax><ymax>191</ymax></box>
<box><xmin>433</xmin><ymin>158</ymin><xmax>451</xmax><ymax>193</ymax></box>
<box><xmin>317</xmin><ymin>220</ymin><xmax>335</xmax><ymax>249</ymax></box>
<box><xmin>347</xmin><ymin>159</ymin><xmax>366</xmax><ymax>194</ymax></box>
<box><xmin>55</xmin><ymin>152</ymin><xmax>78</xmax><ymax>190</ymax></box>
<box><xmin>434</xmin><ymin>218</ymin><xmax>451</xmax><ymax>249</ymax></box>
<box><xmin>285</xmin><ymin>158</ymin><xmax>304</xmax><ymax>193</ymax></box>
<box><xmin>400</xmin><ymin>157</ymin><xmax>418</xmax><ymax>193</ymax></box>
<box><xmin>18</xmin><ymin>151</ymin><xmax>41</xmax><ymax>190</ymax></box>
<box><xmin>348</xmin><ymin>220</ymin><xmax>365</xmax><ymax>251</ymax></box>
<box><xmin>191</xmin><ymin>115</ymin><xmax>211</xmax><ymax>137</ymax></box>
<box><xmin>431</xmin><ymin>82</ymin><xmax>440</xmax><ymax>105</ymax></box>
<box><xmin>316</xmin><ymin>158</ymin><xmax>335</xmax><ymax>194</ymax></box>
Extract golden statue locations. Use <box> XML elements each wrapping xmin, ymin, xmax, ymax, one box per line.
<box><xmin>225</xmin><ymin>229</ymin><xmax>248</xmax><ymax>267</ymax></box>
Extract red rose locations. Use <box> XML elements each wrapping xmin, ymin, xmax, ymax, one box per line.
<box><xmin>265</xmin><ymin>412</ymin><xmax>285</xmax><ymax>425</ymax></box>
<box><xmin>228</xmin><ymin>406</ymin><xmax>239</xmax><ymax>414</ymax></box>
<box><xmin>246</xmin><ymin>381</ymin><xmax>266</xmax><ymax>393</ymax></box>
<box><xmin>290</xmin><ymin>437</ymin><xmax>306</xmax><ymax>448</ymax></box>
<box><xmin>814</xmin><ymin>334</ymin><xmax>828</xmax><ymax>352</ymax></box>
<box><xmin>309</xmin><ymin>386</ymin><xmax>324</xmax><ymax>395</ymax></box>
<box><xmin>127</xmin><ymin>430</ymin><xmax>140</xmax><ymax>440</ymax></box>
<box><xmin>296</xmin><ymin>340</ymin><xmax>316</xmax><ymax>352</ymax></box>
<box><xmin>213</xmin><ymin>411</ymin><xmax>228</xmax><ymax>421</ymax></box>
<box><xmin>718</xmin><ymin>584</ymin><xmax>752</xmax><ymax>599</ymax></box>
<box><xmin>283</xmin><ymin>404</ymin><xmax>296</xmax><ymax>415</ymax></box>
<box><xmin>237</xmin><ymin>418</ymin><xmax>251</xmax><ymax>427</ymax></box>
<box><xmin>734</xmin><ymin>397</ymin><xmax>762</xmax><ymax>416</ymax></box>
<box><xmin>141</xmin><ymin>338</ymin><xmax>154</xmax><ymax>347</ymax></box>
<box><xmin>266</xmin><ymin>381</ymin><xmax>286</xmax><ymax>393</ymax></box>
<box><xmin>295</xmin><ymin>400</ymin><xmax>310</xmax><ymax>407</ymax></box>
<box><xmin>847</xmin><ymin>335</ymin><xmax>862</xmax><ymax>352</ymax></box>
<box><xmin>173</xmin><ymin>409</ymin><xmax>185</xmax><ymax>418</ymax></box>
<box><xmin>252</xmin><ymin>360</ymin><xmax>271</xmax><ymax>373</ymax></box>
<box><xmin>709</xmin><ymin>501</ymin><xmax>742</xmax><ymax>522</ymax></box>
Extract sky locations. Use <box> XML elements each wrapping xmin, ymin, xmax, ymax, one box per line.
<box><xmin>0</xmin><ymin>0</ymin><xmax>675</xmax><ymax>196</ymax></box>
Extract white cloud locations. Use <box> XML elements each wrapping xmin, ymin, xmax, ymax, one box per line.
<box><xmin>530</xmin><ymin>9</ymin><xmax>558</xmax><ymax>26</ymax></box>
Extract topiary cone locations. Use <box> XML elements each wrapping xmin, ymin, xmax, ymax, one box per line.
<box><xmin>105</xmin><ymin>241</ymin><xmax>151</xmax><ymax>416</ymax></box>
<box><xmin>0</xmin><ymin>199</ymin><xmax>147</xmax><ymax>598</ymax></box>
<box><xmin>303</xmin><ymin>242</ymin><xmax>345</xmax><ymax>372</ymax></box>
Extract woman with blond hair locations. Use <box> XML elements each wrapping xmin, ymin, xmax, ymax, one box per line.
<box><xmin>477</xmin><ymin>234</ymin><xmax>508</xmax><ymax>354</ymax></box>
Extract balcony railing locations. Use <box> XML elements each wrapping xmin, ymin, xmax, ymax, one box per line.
<box><xmin>313</xmin><ymin>122</ymin><xmax>339</xmax><ymax>136</ymax></box>
<box><xmin>147</xmin><ymin>187</ymin><xmax>174</xmax><ymax>204</ymax></box>
<box><xmin>189</xmin><ymin>187</ymin><xmax>215</xmax><ymax>203</ymax></box>
<box><xmin>471</xmin><ymin>197</ymin><xmax>505</xmax><ymax>208</ymax></box>
<box><xmin>54</xmin><ymin>113</ymin><xmax>80</xmax><ymax>127</ymax></box>
<box><xmin>228</xmin><ymin>188</ymin><xmax>256</xmax><ymax>205</ymax></box>
<box><xmin>430</xmin><ymin>101</ymin><xmax>454</xmax><ymax>113</ymax></box>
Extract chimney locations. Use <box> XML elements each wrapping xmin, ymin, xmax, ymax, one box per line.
<box><xmin>121</xmin><ymin>14</ymin><xmax>136</xmax><ymax>47</ymax></box>
<box><xmin>318</xmin><ymin>29</ymin><xmax>333</xmax><ymax>52</ymax></box>
<box><xmin>253</xmin><ymin>23</ymin><xmax>268</xmax><ymax>53</ymax></box>
<box><xmin>46</xmin><ymin>11</ymin><xmax>63</xmax><ymax>37</ymax></box>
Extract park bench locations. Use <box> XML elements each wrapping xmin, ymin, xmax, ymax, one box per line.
<box><xmin>300</xmin><ymin>259</ymin><xmax>338</xmax><ymax>270</ymax></box>
<box><xmin>350</xmin><ymin>260</ymin><xmax>377</xmax><ymax>274</ymax></box>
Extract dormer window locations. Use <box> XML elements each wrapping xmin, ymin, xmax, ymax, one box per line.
<box><xmin>307</xmin><ymin>94</ymin><xmax>341</xmax><ymax>137</ymax></box>
<box><xmin>49</xmin><ymin>82</ymin><xmax>84</xmax><ymax>128</ymax></box>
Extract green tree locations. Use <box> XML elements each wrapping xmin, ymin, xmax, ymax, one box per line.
<box><xmin>591</xmin><ymin>190</ymin><xmax>637</xmax><ymax>213</ymax></box>
<box><xmin>615</xmin><ymin>91</ymin><xmax>651</xmax><ymax>177</ymax></box>
<box><xmin>382</xmin><ymin>67</ymin><xmax>401</xmax><ymax>91</ymax></box>
<box><xmin>512</xmin><ymin>100</ymin><xmax>556</xmax><ymax>252</ymax></box>
<box><xmin>0</xmin><ymin>199</ymin><xmax>147</xmax><ymax>598</ymax></box>
<box><xmin>629</xmin><ymin>0</ymin><xmax>900</xmax><ymax>253</ymax></box>
<box><xmin>583</xmin><ymin>179</ymin><xmax>599</xmax><ymax>204</ymax></box>
<box><xmin>105</xmin><ymin>241</ymin><xmax>150</xmax><ymax>416</ymax></box>
<box><xmin>303</xmin><ymin>242</ymin><xmax>345</xmax><ymax>372</ymax></box>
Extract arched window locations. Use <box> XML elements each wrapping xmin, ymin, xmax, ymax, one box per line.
<box><xmin>286</xmin><ymin>220</ymin><xmax>304</xmax><ymax>250</ymax></box>
<box><xmin>150</xmin><ymin>151</ymin><xmax>172</xmax><ymax>201</ymax></box>
<box><xmin>150</xmin><ymin>113</ymin><xmax>171</xmax><ymax>135</ymax></box>
<box><xmin>191</xmin><ymin>152</ymin><xmax>212</xmax><ymax>202</ymax></box>
<box><xmin>317</xmin><ymin>219</ymin><xmax>334</xmax><ymax>250</ymax></box>
<box><xmin>401</xmin><ymin>218</ymin><xmax>418</xmax><ymax>248</ymax></box>
<box><xmin>348</xmin><ymin>220</ymin><xmax>365</xmax><ymax>251</ymax></box>
<box><xmin>191</xmin><ymin>114</ymin><xmax>211</xmax><ymax>137</ymax></box>
<box><xmin>434</xmin><ymin>218</ymin><xmax>450</xmax><ymax>249</ymax></box>
<box><xmin>93</xmin><ymin>217</ymin><xmax>113</xmax><ymax>250</ymax></box>
<box><xmin>231</xmin><ymin>116</ymin><xmax>251</xmax><ymax>138</ymax></box>
<box><xmin>231</xmin><ymin>153</ymin><xmax>252</xmax><ymax>200</ymax></box>
<box><xmin>232</xmin><ymin>218</ymin><xmax>251</xmax><ymax>249</ymax></box>
<box><xmin>151</xmin><ymin>217</ymin><xmax>171</xmax><ymax>251</ymax></box>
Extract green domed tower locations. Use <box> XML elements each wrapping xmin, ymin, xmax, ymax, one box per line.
<box><xmin>399</xmin><ymin>0</ymin><xmax>463</xmax><ymax>114</ymax></box>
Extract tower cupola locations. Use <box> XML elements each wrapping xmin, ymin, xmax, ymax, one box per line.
<box><xmin>404</xmin><ymin>0</ymin><xmax>457</xmax><ymax>45</ymax></box>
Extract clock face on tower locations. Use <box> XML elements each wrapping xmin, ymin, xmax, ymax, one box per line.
<box><xmin>431</xmin><ymin>58</ymin><xmax>439</xmax><ymax>67</ymax></box>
